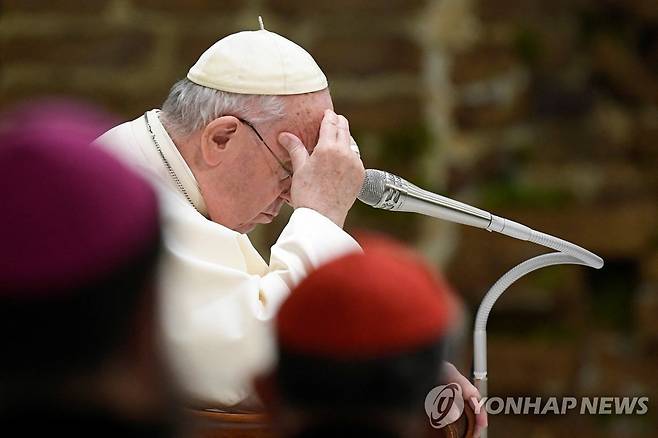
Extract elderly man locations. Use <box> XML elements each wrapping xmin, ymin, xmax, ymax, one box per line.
<box><xmin>96</xmin><ymin>25</ymin><xmax>364</xmax><ymax>407</ymax></box>
<box><xmin>96</xmin><ymin>24</ymin><xmax>483</xmax><ymax>418</ymax></box>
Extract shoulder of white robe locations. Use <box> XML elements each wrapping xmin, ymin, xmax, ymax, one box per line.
<box><xmin>146</xmin><ymin>109</ymin><xmax>208</xmax><ymax>216</ymax></box>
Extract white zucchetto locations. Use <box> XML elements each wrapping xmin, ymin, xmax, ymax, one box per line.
<box><xmin>187</xmin><ymin>22</ymin><xmax>328</xmax><ymax>96</ymax></box>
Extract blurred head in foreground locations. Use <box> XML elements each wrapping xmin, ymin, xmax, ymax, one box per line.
<box><xmin>258</xmin><ymin>237</ymin><xmax>461</xmax><ymax>438</ymax></box>
<box><xmin>0</xmin><ymin>100</ymin><xmax>173</xmax><ymax>435</ymax></box>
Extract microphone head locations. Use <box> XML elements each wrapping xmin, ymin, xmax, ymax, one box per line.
<box><xmin>357</xmin><ymin>169</ymin><xmax>388</xmax><ymax>206</ymax></box>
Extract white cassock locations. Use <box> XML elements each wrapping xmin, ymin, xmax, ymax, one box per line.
<box><xmin>95</xmin><ymin>109</ymin><xmax>361</xmax><ymax>406</ymax></box>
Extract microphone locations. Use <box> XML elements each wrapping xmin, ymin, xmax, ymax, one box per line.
<box><xmin>358</xmin><ymin>169</ymin><xmax>492</xmax><ymax>229</ymax></box>
<box><xmin>357</xmin><ymin>169</ymin><xmax>603</xmax><ymax>269</ymax></box>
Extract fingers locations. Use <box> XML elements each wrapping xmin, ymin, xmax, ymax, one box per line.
<box><xmin>336</xmin><ymin>115</ymin><xmax>350</xmax><ymax>147</ymax></box>
<box><xmin>440</xmin><ymin>362</ymin><xmax>487</xmax><ymax>436</ymax></box>
<box><xmin>473</xmin><ymin>408</ymin><xmax>488</xmax><ymax>438</ymax></box>
<box><xmin>349</xmin><ymin>135</ymin><xmax>361</xmax><ymax>157</ymax></box>
<box><xmin>316</xmin><ymin>110</ymin><xmax>352</xmax><ymax>154</ymax></box>
<box><xmin>318</xmin><ymin>109</ymin><xmax>338</xmax><ymax>145</ymax></box>
<box><xmin>465</xmin><ymin>381</ymin><xmax>487</xmax><ymax>437</ymax></box>
<box><xmin>278</xmin><ymin>132</ymin><xmax>308</xmax><ymax>172</ymax></box>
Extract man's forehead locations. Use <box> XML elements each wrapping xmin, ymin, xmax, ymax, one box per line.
<box><xmin>277</xmin><ymin>91</ymin><xmax>332</xmax><ymax>151</ymax></box>
<box><xmin>286</xmin><ymin>110</ymin><xmax>323</xmax><ymax>150</ymax></box>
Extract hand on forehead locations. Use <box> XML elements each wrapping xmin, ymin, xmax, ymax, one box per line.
<box><xmin>277</xmin><ymin>90</ymin><xmax>333</xmax><ymax>153</ymax></box>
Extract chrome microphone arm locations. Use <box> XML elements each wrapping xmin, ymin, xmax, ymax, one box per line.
<box><xmin>364</xmin><ymin>171</ymin><xmax>492</xmax><ymax>229</ymax></box>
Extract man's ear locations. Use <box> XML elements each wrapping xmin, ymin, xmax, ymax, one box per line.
<box><xmin>200</xmin><ymin>116</ymin><xmax>239</xmax><ymax>167</ymax></box>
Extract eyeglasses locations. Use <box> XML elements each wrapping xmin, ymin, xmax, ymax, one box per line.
<box><xmin>238</xmin><ymin>118</ymin><xmax>293</xmax><ymax>180</ymax></box>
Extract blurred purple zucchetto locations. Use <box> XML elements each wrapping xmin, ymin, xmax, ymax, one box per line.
<box><xmin>0</xmin><ymin>99</ymin><xmax>159</xmax><ymax>298</ymax></box>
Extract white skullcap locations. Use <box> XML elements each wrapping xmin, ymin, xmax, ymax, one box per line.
<box><xmin>187</xmin><ymin>22</ymin><xmax>328</xmax><ymax>95</ymax></box>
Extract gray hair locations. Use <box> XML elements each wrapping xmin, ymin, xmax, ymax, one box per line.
<box><xmin>160</xmin><ymin>78</ymin><xmax>287</xmax><ymax>139</ymax></box>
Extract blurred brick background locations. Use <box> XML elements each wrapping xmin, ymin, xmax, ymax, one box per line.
<box><xmin>1</xmin><ymin>1</ymin><xmax>656</xmax><ymax>436</ymax></box>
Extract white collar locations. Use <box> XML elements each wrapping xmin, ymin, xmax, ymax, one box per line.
<box><xmin>145</xmin><ymin>110</ymin><xmax>208</xmax><ymax>216</ymax></box>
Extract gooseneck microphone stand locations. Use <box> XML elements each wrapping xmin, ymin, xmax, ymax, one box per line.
<box><xmin>358</xmin><ymin>169</ymin><xmax>604</xmax><ymax>438</ymax></box>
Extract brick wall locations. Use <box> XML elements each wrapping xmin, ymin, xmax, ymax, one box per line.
<box><xmin>430</xmin><ymin>1</ymin><xmax>658</xmax><ymax>436</ymax></box>
<box><xmin>1</xmin><ymin>1</ymin><xmax>657</xmax><ymax>436</ymax></box>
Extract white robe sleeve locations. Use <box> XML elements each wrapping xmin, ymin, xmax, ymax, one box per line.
<box><xmin>158</xmin><ymin>191</ymin><xmax>361</xmax><ymax>406</ymax></box>
<box><xmin>259</xmin><ymin>207</ymin><xmax>363</xmax><ymax>317</ymax></box>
